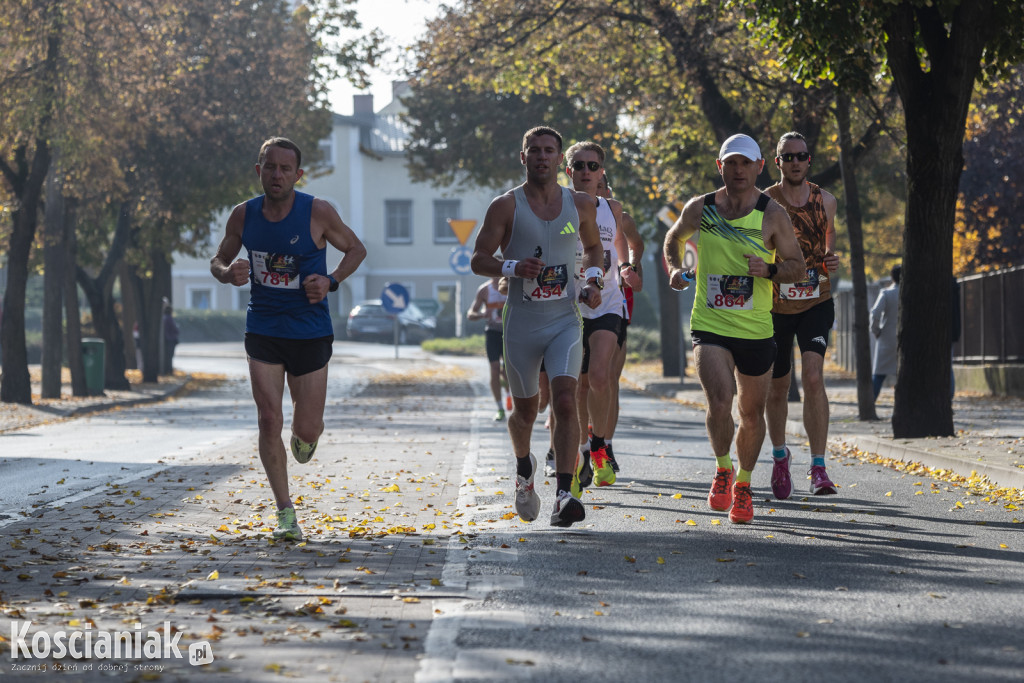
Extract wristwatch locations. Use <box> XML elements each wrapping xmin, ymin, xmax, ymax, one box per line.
<box><xmin>767</xmin><ymin>263</ymin><xmax>778</xmax><ymax>279</ymax></box>
<box><xmin>327</xmin><ymin>274</ymin><xmax>339</xmax><ymax>292</ymax></box>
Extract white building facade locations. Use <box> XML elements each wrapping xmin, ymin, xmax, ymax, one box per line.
<box><xmin>171</xmin><ymin>84</ymin><xmax>499</xmax><ymax>336</ymax></box>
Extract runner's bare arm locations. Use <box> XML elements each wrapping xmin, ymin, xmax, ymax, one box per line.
<box><xmin>304</xmin><ymin>198</ymin><xmax>367</xmax><ymax>304</ymax></box>
<box><xmin>575</xmin><ymin>192</ymin><xmax>603</xmax><ymax>309</ymax></box>
<box><xmin>210</xmin><ymin>203</ymin><xmax>250</xmax><ymax>287</ymax></box>
<box><xmin>467</xmin><ymin>283</ymin><xmax>488</xmax><ymax>320</ymax></box>
<box><xmin>746</xmin><ymin>202</ymin><xmax>804</xmax><ymax>283</ymax></box>
<box><xmin>471</xmin><ymin>193</ymin><xmax>545</xmax><ymax>279</ymax></box>
<box><xmin>821</xmin><ymin>188</ymin><xmax>840</xmax><ymax>272</ymax></box>
<box><xmin>663</xmin><ymin>197</ymin><xmax>703</xmax><ymax>290</ymax></box>
<box><xmin>616</xmin><ymin>206</ymin><xmax>644</xmax><ymax>292</ymax></box>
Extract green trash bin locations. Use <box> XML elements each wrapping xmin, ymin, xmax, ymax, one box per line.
<box><xmin>81</xmin><ymin>337</ymin><xmax>105</xmax><ymax>395</ymax></box>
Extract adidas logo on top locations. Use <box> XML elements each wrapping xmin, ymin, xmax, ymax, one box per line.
<box><xmin>560</xmin><ymin>222</ymin><xmax>576</xmax><ymax>235</ymax></box>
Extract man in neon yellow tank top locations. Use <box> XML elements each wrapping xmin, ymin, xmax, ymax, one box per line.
<box><xmin>663</xmin><ymin>134</ymin><xmax>804</xmax><ymax>524</ymax></box>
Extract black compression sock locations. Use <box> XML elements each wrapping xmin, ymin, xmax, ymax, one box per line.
<box><xmin>590</xmin><ymin>435</ymin><xmax>606</xmax><ymax>452</ymax></box>
<box><xmin>516</xmin><ymin>454</ymin><xmax>534</xmax><ymax>478</ymax></box>
<box><xmin>557</xmin><ymin>473</ymin><xmax>573</xmax><ymax>493</ymax></box>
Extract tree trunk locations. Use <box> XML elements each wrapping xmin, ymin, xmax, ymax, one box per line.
<box><xmin>41</xmin><ymin>163</ymin><xmax>65</xmax><ymax>399</ymax></box>
<box><xmin>0</xmin><ymin>142</ymin><xmax>50</xmax><ymax>405</ymax></box>
<box><xmin>883</xmin><ymin>3</ymin><xmax>992</xmax><ymax>437</ymax></box>
<box><xmin>63</xmin><ymin>200</ymin><xmax>87</xmax><ymax>397</ymax></box>
<box><xmin>0</xmin><ymin>9</ymin><xmax>59</xmax><ymax>405</ymax></box>
<box><xmin>656</xmin><ymin>227</ymin><xmax>682</xmax><ymax>378</ymax></box>
<box><xmin>120</xmin><ymin>261</ymin><xmax>140</xmax><ymax>371</ymax></box>
<box><xmin>835</xmin><ymin>92</ymin><xmax>878</xmax><ymax>421</ymax></box>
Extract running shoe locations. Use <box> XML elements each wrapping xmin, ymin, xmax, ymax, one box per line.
<box><xmin>550</xmin><ymin>489</ymin><xmax>585</xmax><ymax>528</ymax></box>
<box><xmin>808</xmin><ymin>465</ymin><xmax>837</xmax><ymax>495</ymax></box>
<box><xmin>707</xmin><ymin>467</ymin><xmax>734</xmax><ymax>511</ymax></box>
<box><xmin>273</xmin><ymin>507</ymin><xmax>303</xmax><ymax>541</ymax></box>
<box><xmin>606</xmin><ymin>443</ymin><xmax>620</xmax><ymax>473</ymax></box>
<box><xmin>544</xmin><ymin>448</ymin><xmax>557</xmax><ymax>478</ymax></box>
<box><xmin>290</xmin><ymin>435</ymin><xmax>318</xmax><ymax>464</ymax></box>
<box><xmin>591</xmin><ymin>446</ymin><xmax>616</xmax><ymax>487</ymax></box>
<box><xmin>729</xmin><ymin>482</ymin><xmax>754</xmax><ymax>524</ymax></box>
<box><xmin>770</xmin><ymin>447</ymin><xmax>792</xmax><ymax>500</ymax></box>
<box><xmin>576</xmin><ymin>449</ymin><xmax>594</xmax><ymax>489</ymax></box>
<box><xmin>514</xmin><ymin>453</ymin><xmax>541</xmax><ymax>522</ymax></box>
<box><xmin>570</xmin><ymin>468</ymin><xmax>583</xmax><ymax>499</ymax></box>
<box><xmin>494</xmin><ymin>408</ymin><xmax>506</xmax><ymax>421</ymax></box>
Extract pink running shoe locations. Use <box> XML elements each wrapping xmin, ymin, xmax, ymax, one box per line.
<box><xmin>771</xmin><ymin>447</ymin><xmax>792</xmax><ymax>500</ymax></box>
<box><xmin>808</xmin><ymin>465</ymin><xmax>837</xmax><ymax>495</ymax></box>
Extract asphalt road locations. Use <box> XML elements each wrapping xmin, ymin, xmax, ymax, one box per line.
<box><xmin>1</xmin><ymin>343</ymin><xmax>1020</xmax><ymax>682</ymax></box>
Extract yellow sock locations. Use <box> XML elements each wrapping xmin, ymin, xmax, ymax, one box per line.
<box><xmin>715</xmin><ymin>453</ymin><xmax>733</xmax><ymax>470</ymax></box>
<box><xmin>736</xmin><ymin>468</ymin><xmax>753</xmax><ymax>484</ymax></box>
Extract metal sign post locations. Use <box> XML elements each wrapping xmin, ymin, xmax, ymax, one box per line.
<box><xmin>381</xmin><ymin>282</ymin><xmax>410</xmax><ymax>359</ymax></box>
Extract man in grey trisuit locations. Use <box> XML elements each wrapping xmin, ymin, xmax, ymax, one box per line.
<box><xmin>564</xmin><ymin>142</ymin><xmax>645</xmax><ymax>493</ymax></box>
<box><xmin>471</xmin><ymin>126</ymin><xmax>605</xmax><ymax>528</ymax></box>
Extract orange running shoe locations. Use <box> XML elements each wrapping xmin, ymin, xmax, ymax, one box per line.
<box><xmin>707</xmin><ymin>467</ymin><xmax>734</xmax><ymax>511</ymax></box>
<box><xmin>729</xmin><ymin>482</ymin><xmax>754</xmax><ymax>524</ymax></box>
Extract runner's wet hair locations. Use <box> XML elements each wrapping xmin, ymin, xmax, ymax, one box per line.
<box><xmin>522</xmin><ymin>126</ymin><xmax>564</xmax><ymax>153</ymax></box>
<box><xmin>775</xmin><ymin>131</ymin><xmax>807</xmax><ymax>157</ymax></box>
<box><xmin>258</xmin><ymin>137</ymin><xmax>303</xmax><ymax>168</ymax></box>
<box><xmin>566</xmin><ymin>141</ymin><xmax>605</xmax><ymax>166</ymax></box>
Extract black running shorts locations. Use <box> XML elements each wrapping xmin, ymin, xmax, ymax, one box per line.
<box><xmin>244</xmin><ymin>333</ymin><xmax>334</xmax><ymax>376</ymax></box>
<box><xmin>485</xmin><ymin>328</ymin><xmax>504</xmax><ymax>363</ymax></box>
<box><xmin>691</xmin><ymin>329</ymin><xmax>776</xmax><ymax>377</ymax></box>
<box><xmin>581</xmin><ymin>313</ymin><xmax>623</xmax><ymax>374</ymax></box>
<box><xmin>771</xmin><ymin>298</ymin><xmax>835</xmax><ymax>378</ymax></box>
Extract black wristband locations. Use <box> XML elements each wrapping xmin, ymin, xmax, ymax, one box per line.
<box><xmin>767</xmin><ymin>263</ymin><xmax>778</xmax><ymax>279</ymax></box>
<box><xmin>327</xmin><ymin>274</ymin><xmax>339</xmax><ymax>292</ymax></box>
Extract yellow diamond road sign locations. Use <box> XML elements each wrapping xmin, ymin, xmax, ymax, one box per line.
<box><xmin>447</xmin><ymin>219</ymin><xmax>477</xmax><ymax>246</ymax></box>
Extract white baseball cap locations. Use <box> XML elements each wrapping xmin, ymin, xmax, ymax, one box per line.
<box><xmin>718</xmin><ymin>134</ymin><xmax>762</xmax><ymax>161</ymax></box>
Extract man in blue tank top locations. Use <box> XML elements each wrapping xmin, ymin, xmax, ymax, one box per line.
<box><xmin>210</xmin><ymin>137</ymin><xmax>366</xmax><ymax>541</ymax></box>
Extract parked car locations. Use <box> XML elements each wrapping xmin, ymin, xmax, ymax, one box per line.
<box><xmin>346</xmin><ymin>300</ymin><xmax>436</xmax><ymax>344</ymax></box>
<box><xmin>413</xmin><ymin>297</ymin><xmax>458</xmax><ymax>338</ymax></box>
<box><xmin>411</xmin><ymin>297</ymin><xmax>442</xmax><ymax>318</ymax></box>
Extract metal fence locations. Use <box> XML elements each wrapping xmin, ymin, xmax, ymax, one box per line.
<box><xmin>834</xmin><ymin>265</ymin><xmax>1023</xmax><ymax>373</ymax></box>
<box><xmin>955</xmin><ymin>264</ymin><xmax>1024</xmax><ymax>364</ymax></box>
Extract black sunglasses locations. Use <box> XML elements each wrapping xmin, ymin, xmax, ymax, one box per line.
<box><xmin>778</xmin><ymin>152</ymin><xmax>810</xmax><ymax>162</ymax></box>
<box><xmin>571</xmin><ymin>160</ymin><xmax>601</xmax><ymax>172</ymax></box>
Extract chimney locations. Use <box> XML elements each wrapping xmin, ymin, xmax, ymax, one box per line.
<box><xmin>392</xmin><ymin>80</ymin><xmax>411</xmax><ymax>102</ymax></box>
<box><xmin>353</xmin><ymin>94</ymin><xmax>374</xmax><ymax>117</ymax></box>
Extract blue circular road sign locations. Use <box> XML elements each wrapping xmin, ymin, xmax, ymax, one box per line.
<box><xmin>381</xmin><ymin>283</ymin><xmax>410</xmax><ymax>314</ymax></box>
<box><xmin>449</xmin><ymin>246</ymin><xmax>472</xmax><ymax>275</ymax></box>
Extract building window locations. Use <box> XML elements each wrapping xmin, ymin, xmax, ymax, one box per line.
<box><xmin>318</xmin><ymin>134</ymin><xmax>333</xmax><ymax>167</ymax></box>
<box><xmin>433</xmin><ymin>200</ymin><xmax>461</xmax><ymax>244</ymax></box>
<box><xmin>235</xmin><ymin>288</ymin><xmax>250</xmax><ymax>311</ymax></box>
<box><xmin>190</xmin><ymin>288</ymin><xmax>212</xmax><ymax>310</ymax></box>
<box><xmin>386</xmin><ymin>200</ymin><xmax>413</xmax><ymax>244</ymax></box>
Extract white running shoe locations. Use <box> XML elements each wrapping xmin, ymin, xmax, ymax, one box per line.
<box><xmin>544</xmin><ymin>448</ymin><xmax>556</xmax><ymax>477</ymax></box>
<box><xmin>514</xmin><ymin>453</ymin><xmax>541</xmax><ymax>522</ymax></box>
<box><xmin>550</xmin><ymin>490</ymin><xmax>585</xmax><ymax>528</ymax></box>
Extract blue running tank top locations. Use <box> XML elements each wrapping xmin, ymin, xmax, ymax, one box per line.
<box><xmin>242</xmin><ymin>191</ymin><xmax>333</xmax><ymax>339</ymax></box>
